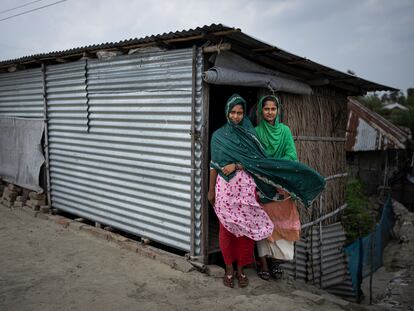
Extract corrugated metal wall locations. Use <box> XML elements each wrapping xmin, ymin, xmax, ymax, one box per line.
<box><xmin>0</xmin><ymin>68</ymin><xmax>44</xmax><ymax>118</ymax></box>
<box><xmin>46</xmin><ymin>49</ymin><xmax>196</xmax><ymax>252</ymax></box>
<box><xmin>282</xmin><ymin>223</ymin><xmax>356</xmax><ymax>300</ymax></box>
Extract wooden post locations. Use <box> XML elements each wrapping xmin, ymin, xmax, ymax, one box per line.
<box><xmin>41</xmin><ymin>63</ymin><xmax>51</xmax><ymax>207</ymax></box>
<box><xmin>319</xmin><ymin>194</ymin><xmax>324</xmax><ymax>289</ymax></box>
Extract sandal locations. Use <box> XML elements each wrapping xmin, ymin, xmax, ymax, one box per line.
<box><xmin>270</xmin><ymin>262</ymin><xmax>284</xmax><ymax>279</ymax></box>
<box><xmin>223</xmin><ymin>273</ymin><xmax>234</xmax><ymax>288</ymax></box>
<box><xmin>257</xmin><ymin>270</ymin><xmax>270</xmax><ymax>281</ymax></box>
<box><xmin>236</xmin><ymin>273</ymin><xmax>249</xmax><ymax>288</ymax></box>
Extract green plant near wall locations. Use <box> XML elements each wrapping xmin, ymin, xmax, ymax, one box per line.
<box><xmin>343</xmin><ymin>178</ymin><xmax>374</xmax><ymax>243</ymax></box>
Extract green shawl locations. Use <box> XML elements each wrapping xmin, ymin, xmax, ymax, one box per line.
<box><xmin>255</xmin><ymin>95</ymin><xmax>297</xmax><ymax>161</ymax></box>
<box><xmin>210</xmin><ymin>94</ymin><xmax>325</xmax><ymax>208</ymax></box>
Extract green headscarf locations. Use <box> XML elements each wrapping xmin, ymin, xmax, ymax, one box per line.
<box><xmin>255</xmin><ymin>95</ymin><xmax>297</xmax><ymax>161</ymax></box>
<box><xmin>210</xmin><ymin>94</ymin><xmax>325</xmax><ymax>207</ymax></box>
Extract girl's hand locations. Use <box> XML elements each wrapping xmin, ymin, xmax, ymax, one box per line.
<box><xmin>222</xmin><ymin>163</ymin><xmax>236</xmax><ymax>175</ymax></box>
<box><xmin>208</xmin><ymin>190</ymin><xmax>216</xmax><ymax>206</ymax></box>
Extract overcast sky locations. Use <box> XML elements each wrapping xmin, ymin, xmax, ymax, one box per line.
<box><xmin>0</xmin><ymin>0</ymin><xmax>413</xmax><ymax>93</ymax></box>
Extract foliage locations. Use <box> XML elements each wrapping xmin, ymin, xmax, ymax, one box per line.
<box><xmin>358</xmin><ymin>88</ymin><xmax>414</xmax><ymax>141</ymax></box>
<box><xmin>357</xmin><ymin>94</ymin><xmax>385</xmax><ymax>114</ymax></box>
<box><xmin>343</xmin><ymin>179</ymin><xmax>374</xmax><ymax>243</ymax></box>
<box><xmin>380</xmin><ymin>90</ymin><xmax>407</xmax><ymax>105</ymax></box>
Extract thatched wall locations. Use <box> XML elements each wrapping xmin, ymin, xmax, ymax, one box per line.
<box><xmin>259</xmin><ymin>87</ymin><xmax>348</xmax><ymax>224</ymax></box>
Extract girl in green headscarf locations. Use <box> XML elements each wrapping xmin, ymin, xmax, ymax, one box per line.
<box><xmin>209</xmin><ymin>94</ymin><xmax>274</xmax><ymax>288</ymax></box>
<box><xmin>255</xmin><ymin>95</ymin><xmax>302</xmax><ymax>280</ymax></box>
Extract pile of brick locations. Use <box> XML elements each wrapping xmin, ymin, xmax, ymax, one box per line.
<box><xmin>13</xmin><ymin>189</ymin><xmax>30</xmax><ymax>208</ymax></box>
<box><xmin>25</xmin><ymin>192</ymin><xmax>48</xmax><ymax>213</ymax></box>
<box><xmin>1</xmin><ymin>183</ymin><xmax>22</xmax><ymax>208</ymax></box>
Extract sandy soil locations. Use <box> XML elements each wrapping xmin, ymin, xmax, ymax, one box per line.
<box><xmin>0</xmin><ymin>204</ymin><xmax>369</xmax><ymax>311</ymax></box>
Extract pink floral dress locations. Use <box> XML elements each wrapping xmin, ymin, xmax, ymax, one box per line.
<box><xmin>214</xmin><ymin>170</ymin><xmax>274</xmax><ymax>241</ymax></box>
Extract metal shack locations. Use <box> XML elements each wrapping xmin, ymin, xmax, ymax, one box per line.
<box><xmin>0</xmin><ymin>24</ymin><xmax>396</xmax><ymax>262</ymax></box>
<box><xmin>346</xmin><ymin>97</ymin><xmax>411</xmax><ymax>196</ymax></box>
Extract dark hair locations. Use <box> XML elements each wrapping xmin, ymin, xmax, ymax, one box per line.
<box><xmin>232</xmin><ymin>103</ymin><xmax>244</xmax><ymax>111</ymax></box>
<box><xmin>262</xmin><ymin>96</ymin><xmax>279</xmax><ymax>108</ymax></box>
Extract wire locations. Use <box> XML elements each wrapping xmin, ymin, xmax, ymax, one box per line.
<box><xmin>0</xmin><ymin>0</ymin><xmax>67</xmax><ymax>22</ymax></box>
<box><xmin>0</xmin><ymin>0</ymin><xmax>46</xmax><ymax>14</ymax></box>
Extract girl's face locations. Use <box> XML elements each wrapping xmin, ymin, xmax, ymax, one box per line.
<box><xmin>228</xmin><ymin>104</ymin><xmax>244</xmax><ymax>124</ymax></box>
<box><xmin>262</xmin><ymin>100</ymin><xmax>278</xmax><ymax>124</ymax></box>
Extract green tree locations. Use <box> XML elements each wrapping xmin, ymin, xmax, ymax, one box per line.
<box><xmin>343</xmin><ymin>179</ymin><xmax>374</xmax><ymax>243</ymax></box>
<box><xmin>391</xmin><ymin>89</ymin><xmax>414</xmax><ymax>136</ymax></box>
<box><xmin>357</xmin><ymin>93</ymin><xmax>385</xmax><ymax>115</ymax></box>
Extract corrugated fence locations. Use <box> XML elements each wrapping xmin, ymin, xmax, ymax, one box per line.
<box><xmin>0</xmin><ymin>68</ymin><xmax>44</xmax><ymax>118</ymax></box>
<box><xmin>282</xmin><ymin>222</ymin><xmax>355</xmax><ymax>300</ymax></box>
<box><xmin>46</xmin><ymin>49</ymin><xmax>197</xmax><ymax>252</ymax></box>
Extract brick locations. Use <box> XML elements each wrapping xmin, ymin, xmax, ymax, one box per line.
<box><xmin>15</xmin><ymin>196</ymin><xmax>26</xmax><ymax>202</ymax></box>
<box><xmin>292</xmin><ymin>290</ymin><xmax>325</xmax><ymax>305</ymax></box>
<box><xmin>82</xmin><ymin>226</ymin><xmax>110</xmax><ymax>240</ymax></box>
<box><xmin>26</xmin><ymin>200</ymin><xmax>43</xmax><ymax>209</ymax></box>
<box><xmin>53</xmin><ymin>216</ymin><xmax>71</xmax><ymax>228</ymax></box>
<box><xmin>2</xmin><ymin>189</ymin><xmax>17</xmax><ymax>202</ymax></box>
<box><xmin>3</xmin><ymin>188</ymin><xmax>18</xmax><ymax>196</ymax></box>
<box><xmin>119</xmin><ymin>240</ymin><xmax>140</xmax><ymax>253</ymax></box>
<box><xmin>2</xmin><ymin>199</ymin><xmax>13</xmax><ymax>208</ymax></box>
<box><xmin>7</xmin><ymin>184</ymin><xmax>21</xmax><ymax>192</ymax></box>
<box><xmin>37</xmin><ymin>213</ymin><xmax>49</xmax><ymax>220</ymax></box>
<box><xmin>135</xmin><ymin>246</ymin><xmax>157</xmax><ymax>259</ymax></box>
<box><xmin>206</xmin><ymin>265</ymin><xmax>225</xmax><ymax>278</ymax></box>
<box><xmin>13</xmin><ymin>201</ymin><xmax>24</xmax><ymax>208</ymax></box>
<box><xmin>39</xmin><ymin>206</ymin><xmax>50</xmax><ymax>213</ymax></box>
<box><xmin>28</xmin><ymin>198</ymin><xmax>46</xmax><ymax>206</ymax></box>
<box><xmin>26</xmin><ymin>200</ymin><xmax>37</xmax><ymax>208</ymax></box>
<box><xmin>107</xmin><ymin>232</ymin><xmax>129</xmax><ymax>243</ymax></box>
<box><xmin>68</xmin><ymin>221</ymin><xmax>87</xmax><ymax>231</ymax></box>
<box><xmin>170</xmin><ymin>258</ymin><xmax>194</xmax><ymax>273</ymax></box>
<box><xmin>22</xmin><ymin>205</ymin><xmax>39</xmax><ymax>217</ymax></box>
<box><xmin>29</xmin><ymin>192</ymin><xmax>46</xmax><ymax>200</ymax></box>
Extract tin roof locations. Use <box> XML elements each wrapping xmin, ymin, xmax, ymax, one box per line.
<box><xmin>0</xmin><ymin>24</ymin><xmax>397</xmax><ymax>95</ymax></box>
<box><xmin>346</xmin><ymin>97</ymin><xmax>410</xmax><ymax>151</ymax></box>
<box><xmin>383</xmin><ymin>103</ymin><xmax>409</xmax><ymax>111</ymax></box>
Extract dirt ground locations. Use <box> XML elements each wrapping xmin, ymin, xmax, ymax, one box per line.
<box><xmin>0</xmin><ymin>204</ymin><xmax>380</xmax><ymax>311</ymax></box>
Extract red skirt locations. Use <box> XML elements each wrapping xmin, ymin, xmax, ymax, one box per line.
<box><xmin>219</xmin><ymin>223</ymin><xmax>254</xmax><ymax>267</ymax></box>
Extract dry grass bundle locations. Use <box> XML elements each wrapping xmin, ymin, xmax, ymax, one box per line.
<box><xmin>295</xmin><ymin>141</ymin><xmax>346</xmax><ymax>176</ymax></box>
<box><xmin>281</xmin><ymin>89</ymin><xmax>347</xmax><ymax>138</ymax></box>
<box><xmin>266</xmin><ymin>87</ymin><xmax>348</xmax><ymax>223</ymax></box>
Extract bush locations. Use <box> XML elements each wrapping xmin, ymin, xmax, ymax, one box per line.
<box><xmin>343</xmin><ymin>179</ymin><xmax>374</xmax><ymax>243</ymax></box>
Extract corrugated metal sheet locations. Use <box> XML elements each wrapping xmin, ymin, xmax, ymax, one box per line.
<box><xmin>0</xmin><ymin>68</ymin><xmax>44</xmax><ymax>118</ymax></box>
<box><xmin>47</xmin><ymin>48</ymin><xmax>195</xmax><ymax>251</ymax></box>
<box><xmin>346</xmin><ymin>98</ymin><xmax>409</xmax><ymax>151</ymax></box>
<box><xmin>281</xmin><ymin>222</ymin><xmax>356</xmax><ymax>299</ymax></box>
<box><xmin>0</xmin><ymin>24</ymin><xmax>228</xmax><ymax>66</ymax></box>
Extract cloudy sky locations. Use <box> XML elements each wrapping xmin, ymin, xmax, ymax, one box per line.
<box><xmin>0</xmin><ymin>0</ymin><xmax>413</xmax><ymax>93</ymax></box>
